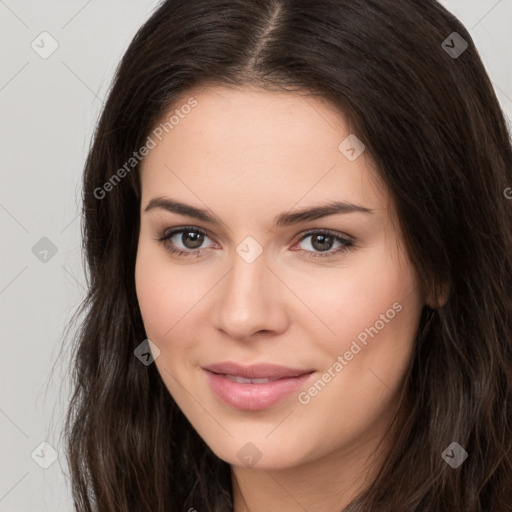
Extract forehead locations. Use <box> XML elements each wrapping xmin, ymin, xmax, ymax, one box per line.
<box><xmin>139</xmin><ymin>85</ymin><xmax>389</xmax><ymax>215</ymax></box>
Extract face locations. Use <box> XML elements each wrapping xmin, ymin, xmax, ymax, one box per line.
<box><xmin>135</xmin><ymin>85</ymin><xmax>425</xmax><ymax>471</ymax></box>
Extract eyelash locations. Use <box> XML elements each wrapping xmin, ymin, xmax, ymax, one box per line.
<box><xmin>156</xmin><ymin>225</ymin><xmax>356</xmax><ymax>259</ymax></box>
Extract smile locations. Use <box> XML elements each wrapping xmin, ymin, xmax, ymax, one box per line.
<box><xmin>203</xmin><ymin>366</ymin><xmax>315</xmax><ymax>411</ymax></box>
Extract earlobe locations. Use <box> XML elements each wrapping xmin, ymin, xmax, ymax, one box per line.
<box><xmin>427</xmin><ymin>282</ymin><xmax>450</xmax><ymax>309</ymax></box>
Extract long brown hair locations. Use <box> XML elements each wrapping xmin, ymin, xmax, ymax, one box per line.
<box><xmin>63</xmin><ymin>0</ymin><xmax>512</xmax><ymax>510</ymax></box>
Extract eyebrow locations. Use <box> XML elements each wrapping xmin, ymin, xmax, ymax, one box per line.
<box><xmin>144</xmin><ymin>196</ymin><xmax>373</xmax><ymax>228</ymax></box>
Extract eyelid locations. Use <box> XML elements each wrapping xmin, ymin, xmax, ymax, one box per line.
<box><xmin>295</xmin><ymin>227</ymin><xmax>355</xmax><ymax>243</ymax></box>
<box><xmin>292</xmin><ymin>228</ymin><xmax>355</xmax><ymax>258</ymax></box>
<box><xmin>157</xmin><ymin>225</ymin><xmax>217</xmax><ymax>251</ymax></box>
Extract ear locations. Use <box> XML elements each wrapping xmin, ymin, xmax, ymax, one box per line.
<box><xmin>426</xmin><ymin>281</ymin><xmax>450</xmax><ymax>309</ymax></box>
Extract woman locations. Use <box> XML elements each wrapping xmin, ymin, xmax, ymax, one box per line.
<box><xmin>64</xmin><ymin>0</ymin><xmax>512</xmax><ymax>510</ymax></box>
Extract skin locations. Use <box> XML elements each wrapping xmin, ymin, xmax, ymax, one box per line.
<box><xmin>135</xmin><ymin>85</ymin><xmax>426</xmax><ymax>511</ymax></box>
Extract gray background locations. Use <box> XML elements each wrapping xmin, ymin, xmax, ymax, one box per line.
<box><xmin>1</xmin><ymin>1</ymin><xmax>511</xmax><ymax>510</ymax></box>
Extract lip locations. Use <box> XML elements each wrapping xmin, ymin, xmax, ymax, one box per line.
<box><xmin>202</xmin><ymin>362</ymin><xmax>315</xmax><ymax>411</ymax></box>
<box><xmin>202</xmin><ymin>361</ymin><xmax>314</xmax><ymax>379</ymax></box>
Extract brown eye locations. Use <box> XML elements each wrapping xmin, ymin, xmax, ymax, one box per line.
<box><xmin>158</xmin><ymin>226</ymin><xmax>214</xmax><ymax>257</ymax></box>
<box><xmin>178</xmin><ymin>230</ymin><xmax>204</xmax><ymax>249</ymax></box>
<box><xmin>295</xmin><ymin>230</ymin><xmax>355</xmax><ymax>259</ymax></box>
<box><xmin>310</xmin><ymin>233</ymin><xmax>334</xmax><ymax>251</ymax></box>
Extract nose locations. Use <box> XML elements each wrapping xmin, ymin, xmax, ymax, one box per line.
<box><xmin>212</xmin><ymin>248</ymin><xmax>289</xmax><ymax>341</ymax></box>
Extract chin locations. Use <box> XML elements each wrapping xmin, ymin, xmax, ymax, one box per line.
<box><xmin>206</xmin><ymin>436</ymin><xmax>312</xmax><ymax>471</ymax></box>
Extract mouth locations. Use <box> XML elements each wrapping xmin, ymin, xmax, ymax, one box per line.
<box><xmin>202</xmin><ymin>361</ymin><xmax>315</xmax><ymax>379</ymax></box>
<box><xmin>202</xmin><ymin>362</ymin><xmax>316</xmax><ymax>411</ymax></box>
<box><xmin>220</xmin><ymin>374</ymin><xmax>288</xmax><ymax>384</ymax></box>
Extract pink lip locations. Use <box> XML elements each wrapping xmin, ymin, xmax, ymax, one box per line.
<box><xmin>202</xmin><ymin>362</ymin><xmax>315</xmax><ymax>411</ymax></box>
<box><xmin>202</xmin><ymin>361</ymin><xmax>314</xmax><ymax>379</ymax></box>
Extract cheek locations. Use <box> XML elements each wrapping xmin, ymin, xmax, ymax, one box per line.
<box><xmin>135</xmin><ymin>241</ymin><xmax>193</xmax><ymax>343</ymax></box>
<box><xmin>134</xmin><ymin>248</ymin><xmax>203</xmax><ymax>401</ymax></box>
<box><xmin>305</xmin><ymin>245</ymin><xmax>420</xmax><ymax>349</ymax></box>
<box><xmin>306</xmin><ymin>244</ymin><xmax>422</xmax><ymax>400</ymax></box>
<box><xmin>135</xmin><ymin>237</ymin><xmax>202</xmax><ymax>336</ymax></box>
<box><xmin>135</xmin><ymin>250</ymin><xmax>168</xmax><ymax>340</ymax></box>
<box><xmin>295</xmin><ymin>285</ymin><xmax>420</xmax><ymax>459</ymax></box>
